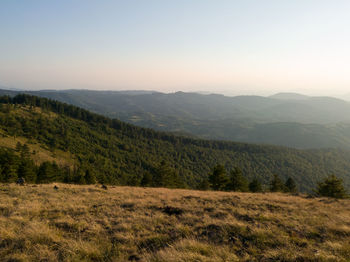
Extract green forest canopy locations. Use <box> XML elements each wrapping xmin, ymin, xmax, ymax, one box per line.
<box><xmin>1</xmin><ymin>94</ymin><xmax>350</xmax><ymax>192</ymax></box>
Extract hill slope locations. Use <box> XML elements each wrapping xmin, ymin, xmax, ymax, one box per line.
<box><xmin>2</xmin><ymin>94</ymin><xmax>350</xmax><ymax>192</ymax></box>
<box><xmin>1</xmin><ymin>184</ymin><xmax>350</xmax><ymax>261</ymax></box>
<box><xmin>2</xmin><ymin>89</ymin><xmax>350</xmax><ymax>149</ymax></box>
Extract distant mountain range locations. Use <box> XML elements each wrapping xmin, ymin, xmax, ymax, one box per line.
<box><xmin>2</xmin><ymin>88</ymin><xmax>350</xmax><ymax>149</ymax></box>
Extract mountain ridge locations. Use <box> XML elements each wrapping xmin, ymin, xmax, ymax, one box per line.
<box><xmin>2</xmin><ymin>89</ymin><xmax>350</xmax><ymax>149</ymax></box>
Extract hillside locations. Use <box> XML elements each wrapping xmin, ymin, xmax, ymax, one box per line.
<box><xmin>2</xmin><ymin>89</ymin><xmax>350</xmax><ymax>149</ymax></box>
<box><xmin>269</xmin><ymin>92</ymin><xmax>311</xmax><ymax>100</ymax></box>
<box><xmin>1</xmin><ymin>184</ymin><xmax>350</xmax><ymax>261</ymax></box>
<box><xmin>2</xmin><ymin>94</ymin><xmax>350</xmax><ymax>192</ymax></box>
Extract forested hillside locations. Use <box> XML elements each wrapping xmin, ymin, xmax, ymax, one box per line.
<box><xmin>2</xmin><ymin>89</ymin><xmax>350</xmax><ymax>149</ymax></box>
<box><xmin>1</xmin><ymin>94</ymin><xmax>350</xmax><ymax>192</ymax></box>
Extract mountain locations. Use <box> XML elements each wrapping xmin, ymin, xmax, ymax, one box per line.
<box><xmin>269</xmin><ymin>92</ymin><xmax>310</xmax><ymax>100</ymax></box>
<box><xmin>341</xmin><ymin>93</ymin><xmax>350</xmax><ymax>101</ymax></box>
<box><xmin>2</xmin><ymin>89</ymin><xmax>350</xmax><ymax>149</ymax></box>
<box><xmin>2</xmin><ymin>94</ymin><xmax>350</xmax><ymax>192</ymax></box>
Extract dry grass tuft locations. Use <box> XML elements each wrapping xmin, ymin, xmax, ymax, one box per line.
<box><xmin>1</xmin><ymin>184</ymin><xmax>350</xmax><ymax>261</ymax></box>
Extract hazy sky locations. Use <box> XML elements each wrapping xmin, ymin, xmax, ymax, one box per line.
<box><xmin>1</xmin><ymin>0</ymin><xmax>350</xmax><ymax>96</ymax></box>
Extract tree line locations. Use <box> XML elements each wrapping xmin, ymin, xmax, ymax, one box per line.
<box><xmin>196</xmin><ymin>164</ymin><xmax>297</xmax><ymax>193</ymax></box>
<box><xmin>195</xmin><ymin>164</ymin><xmax>347</xmax><ymax>198</ymax></box>
<box><xmin>1</xmin><ymin>144</ymin><xmax>347</xmax><ymax>199</ymax></box>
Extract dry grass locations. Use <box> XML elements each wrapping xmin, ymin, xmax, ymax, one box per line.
<box><xmin>1</xmin><ymin>184</ymin><xmax>350</xmax><ymax>261</ymax></box>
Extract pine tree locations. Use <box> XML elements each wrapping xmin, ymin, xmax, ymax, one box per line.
<box><xmin>36</xmin><ymin>162</ymin><xmax>55</xmax><ymax>183</ymax></box>
<box><xmin>18</xmin><ymin>159</ymin><xmax>36</xmax><ymax>183</ymax></box>
<box><xmin>2</xmin><ymin>163</ymin><xmax>17</xmax><ymax>183</ymax></box>
<box><xmin>285</xmin><ymin>177</ymin><xmax>297</xmax><ymax>193</ymax></box>
<box><xmin>85</xmin><ymin>169</ymin><xmax>96</xmax><ymax>184</ymax></box>
<box><xmin>153</xmin><ymin>160</ymin><xmax>174</xmax><ymax>187</ymax></box>
<box><xmin>316</xmin><ymin>175</ymin><xmax>348</xmax><ymax>199</ymax></box>
<box><xmin>226</xmin><ymin>167</ymin><xmax>248</xmax><ymax>192</ymax></box>
<box><xmin>270</xmin><ymin>174</ymin><xmax>284</xmax><ymax>192</ymax></box>
<box><xmin>16</xmin><ymin>142</ymin><xmax>22</xmax><ymax>152</ymax></box>
<box><xmin>198</xmin><ymin>177</ymin><xmax>210</xmax><ymax>191</ymax></box>
<box><xmin>249</xmin><ymin>178</ymin><xmax>262</xmax><ymax>192</ymax></box>
<box><xmin>208</xmin><ymin>164</ymin><xmax>228</xmax><ymax>191</ymax></box>
<box><xmin>20</xmin><ymin>144</ymin><xmax>31</xmax><ymax>159</ymax></box>
<box><xmin>141</xmin><ymin>172</ymin><xmax>153</xmax><ymax>187</ymax></box>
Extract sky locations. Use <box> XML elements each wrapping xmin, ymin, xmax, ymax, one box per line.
<box><xmin>0</xmin><ymin>0</ymin><xmax>350</xmax><ymax>96</ymax></box>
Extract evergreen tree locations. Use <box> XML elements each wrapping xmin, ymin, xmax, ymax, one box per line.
<box><xmin>316</xmin><ymin>175</ymin><xmax>348</xmax><ymax>199</ymax></box>
<box><xmin>153</xmin><ymin>160</ymin><xmax>174</xmax><ymax>187</ymax></box>
<box><xmin>72</xmin><ymin>167</ymin><xmax>86</xmax><ymax>184</ymax></box>
<box><xmin>226</xmin><ymin>167</ymin><xmax>248</xmax><ymax>192</ymax></box>
<box><xmin>198</xmin><ymin>177</ymin><xmax>210</xmax><ymax>191</ymax></box>
<box><xmin>20</xmin><ymin>144</ymin><xmax>31</xmax><ymax>159</ymax></box>
<box><xmin>208</xmin><ymin>164</ymin><xmax>228</xmax><ymax>191</ymax></box>
<box><xmin>85</xmin><ymin>169</ymin><xmax>96</xmax><ymax>184</ymax></box>
<box><xmin>270</xmin><ymin>174</ymin><xmax>285</xmax><ymax>192</ymax></box>
<box><xmin>285</xmin><ymin>177</ymin><xmax>297</xmax><ymax>193</ymax></box>
<box><xmin>141</xmin><ymin>172</ymin><xmax>153</xmax><ymax>187</ymax></box>
<box><xmin>18</xmin><ymin>159</ymin><xmax>36</xmax><ymax>183</ymax></box>
<box><xmin>63</xmin><ymin>166</ymin><xmax>73</xmax><ymax>183</ymax></box>
<box><xmin>36</xmin><ymin>162</ymin><xmax>55</xmax><ymax>183</ymax></box>
<box><xmin>16</xmin><ymin>142</ymin><xmax>22</xmax><ymax>152</ymax></box>
<box><xmin>249</xmin><ymin>178</ymin><xmax>262</xmax><ymax>192</ymax></box>
<box><xmin>2</xmin><ymin>163</ymin><xmax>17</xmax><ymax>183</ymax></box>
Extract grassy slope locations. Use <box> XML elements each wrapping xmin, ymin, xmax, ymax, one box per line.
<box><xmin>0</xmin><ymin>105</ymin><xmax>75</xmax><ymax>167</ymax></box>
<box><xmin>1</xmin><ymin>184</ymin><xmax>350</xmax><ymax>261</ymax></box>
<box><xmin>0</xmin><ymin>133</ymin><xmax>74</xmax><ymax>167</ymax></box>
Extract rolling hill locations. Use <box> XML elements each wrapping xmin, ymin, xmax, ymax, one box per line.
<box><xmin>2</xmin><ymin>89</ymin><xmax>350</xmax><ymax>149</ymax></box>
<box><xmin>2</xmin><ymin>94</ymin><xmax>350</xmax><ymax>192</ymax></box>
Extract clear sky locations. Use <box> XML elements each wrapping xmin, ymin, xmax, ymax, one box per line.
<box><xmin>1</xmin><ymin>0</ymin><xmax>350</xmax><ymax>96</ymax></box>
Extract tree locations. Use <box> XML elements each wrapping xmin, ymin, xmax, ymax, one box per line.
<box><xmin>36</xmin><ymin>161</ymin><xmax>55</xmax><ymax>183</ymax></box>
<box><xmin>153</xmin><ymin>160</ymin><xmax>174</xmax><ymax>188</ymax></box>
<box><xmin>16</xmin><ymin>142</ymin><xmax>22</xmax><ymax>152</ymax></box>
<box><xmin>208</xmin><ymin>164</ymin><xmax>228</xmax><ymax>191</ymax></box>
<box><xmin>85</xmin><ymin>169</ymin><xmax>96</xmax><ymax>184</ymax></box>
<box><xmin>226</xmin><ymin>167</ymin><xmax>248</xmax><ymax>192</ymax></box>
<box><xmin>18</xmin><ymin>159</ymin><xmax>36</xmax><ymax>183</ymax></box>
<box><xmin>316</xmin><ymin>175</ymin><xmax>348</xmax><ymax>199</ymax></box>
<box><xmin>1</xmin><ymin>163</ymin><xmax>17</xmax><ymax>183</ymax></box>
<box><xmin>270</xmin><ymin>174</ymin><xmax>285</xmax><ymax>192</ymax></box>
<box><xmin>285</xmin><ymin>177</ymin><xmax>297</xmax><ymax>193</ymax></box>
<box><xmin>141</xmin><ymin>172</ymin><xmax>153</xmax><ymax>187</ymax></box>
<box><xmin>249</xmin><ymin>178</ymin><xmax>262</xmax><ymax>192</ymax></box>
<box><xmin>21</xmin><ymin>144</ymin><xmax>31</xmax><ymax>159</ymax></box>
<box><xmin>198</xmin><ymin>177</ymin><xmax>210</xmax><ymax>191</ymax></box>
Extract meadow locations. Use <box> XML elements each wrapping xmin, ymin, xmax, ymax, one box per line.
<box><xmin>1</xmin><ymin>184</ymin><xmax>350</xmax><ymax>261</ymax></box>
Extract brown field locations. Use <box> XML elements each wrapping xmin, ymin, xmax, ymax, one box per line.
<box><xmin>1</xmin><ymin>184</ymin><xmax>350</xmax><ymax>262</ymax></box>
